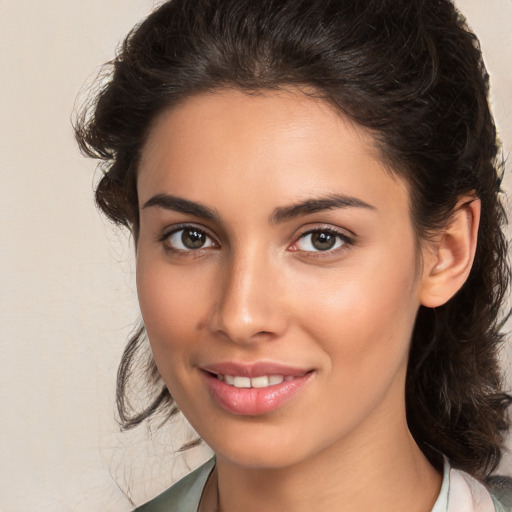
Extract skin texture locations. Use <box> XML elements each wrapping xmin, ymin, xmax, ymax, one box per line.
<box><xmin>136</xmin><ymin>90</ymin><xmax>479</xmax><ymax>512</ymax></box>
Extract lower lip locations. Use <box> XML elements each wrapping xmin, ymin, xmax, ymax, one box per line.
<box><xmin>202</xmin><ymin>371</ymin><xmax>314</xmax><ymax>416</ymax></box>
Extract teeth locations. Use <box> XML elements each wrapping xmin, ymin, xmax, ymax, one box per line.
<box><xmin>218</xmin><ymin>374</ymin><xmax>289</xmax><ymax>388</ymax></box>
<box><xmin>251</xmin><ymin>376</ymin><xmax>269</xmax><ymax>388</ymax></box>
<box><xmin>233</xmin><ymin>376</ymin><xmax>251</xmax><ymax>388</ymax></box>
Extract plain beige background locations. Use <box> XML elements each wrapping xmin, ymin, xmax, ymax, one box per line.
<box><xmin>0</xmin><ymin>1</ymin><xmax>511</xmax><ymax>511</ymax></box>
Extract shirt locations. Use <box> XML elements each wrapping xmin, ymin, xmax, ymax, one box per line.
<box><xmin>134</xmin><ymin>457</ymin><xmax>511</xmax><ymax>511</ymax></box>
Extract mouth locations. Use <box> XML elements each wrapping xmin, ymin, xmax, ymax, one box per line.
<box><xmin>207</xmin><ymin>373</ymin><xmax>298</xmax><ymax>388</ymax></box>
<box><xmin>200</xmin><ymin>363</ymin><xmax>315</xmax><ymax>416</ymax></box>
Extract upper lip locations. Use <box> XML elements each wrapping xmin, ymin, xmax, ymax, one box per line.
<box><xmin>201</xmin><ymin>361</ymin><xmax>312</xmax><ymax>378</ymax></box>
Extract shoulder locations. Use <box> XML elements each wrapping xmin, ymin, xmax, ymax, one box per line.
<box><xmin>134</xmin><ymin>458</ymin><xmax>216</xmax><ymax>512</ymax></box>
<box><xmin>448</xmin><ymin>467</ymin><xmax>512</xmax><ymax>512</ymax></box>
<box><xmin>486</xmin><ymin>475</ymin><xmax>512</xmax><ymax>512</ymax></box>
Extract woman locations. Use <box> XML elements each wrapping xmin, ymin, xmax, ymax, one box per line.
<box><xmin>75</xmin><ymin>0</ymin><xmax>512</xmax><ymax>510</ymax></box>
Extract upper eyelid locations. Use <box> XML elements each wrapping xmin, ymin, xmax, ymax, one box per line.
<box><xmin>159</xmin><ymin>223</ymin><xmax>218</xmax><ymax>241</ymax></box>
<box><xmin>294</xmin><ymin>224</ymin><xmax>355</xmax><ymax>241</ymax></box>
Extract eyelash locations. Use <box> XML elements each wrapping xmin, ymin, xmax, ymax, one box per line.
<box><xmin>290</xmin><ymin>227</ymin><xmax>354</xmax><ymax>257</ymax></box>
<box><xmin>158</xmin><ymin>224</ymin><xmax>218</xmax><ymax>254</ymax></box>
<box><xmin>158</xmin><ymin>224</ymin><xmax>354</xmax><ymax>257</ymax></box>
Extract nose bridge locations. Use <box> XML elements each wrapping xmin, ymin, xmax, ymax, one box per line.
<box><xmin>210</xmin><ymin>242</ymin><xmax>285</xmax><ymax>344</ymax></box>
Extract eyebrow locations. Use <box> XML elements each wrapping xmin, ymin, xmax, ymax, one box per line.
<box><xmin>142</xmin><ymin>193</ymin><xmax>376</xmax><ymax>223</ymax></box>
<box><xmin>269</xmin><ymin>194</ymin><xmax>376</xmax><ymax>224</ymax></box>
<box><xmin>142</xmin><ymin>194</ymin><xmax>221</xmax><ymax>221</ymax></box>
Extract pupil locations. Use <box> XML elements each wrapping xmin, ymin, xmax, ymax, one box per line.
<box><xmin>312</xmin><ymin>232</ymin><xmax>336</xmax><ymax>251</ymax></box>
<box><xmin>182</xmin><ymin>229</ymin><xmax>205</xmax><ymax>249</ymax></box>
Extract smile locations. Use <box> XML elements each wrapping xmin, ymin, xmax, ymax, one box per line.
<box><xmin>217</xmin><ymin>374</ymin><xmax>294</xmax><ymax>388</ymax></box>
<box><xmin>201</xmin><ymin>364</ymin><xmax>315</xmax><ymax>416</ymax></box>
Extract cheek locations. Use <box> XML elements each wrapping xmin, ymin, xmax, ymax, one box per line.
<box><xmin>292</xmin><ymin>246</ymin><xmax>420</xmax><ymax>383</ymax></box>
<box><xmin>135</xmin><ymin>255</ymin><xmax>218</xmax><ymax>422</ymax></box>
<box><xmin>135</xmin><ymin>251</ymin><xmax>209</xmax><ymax>366</ymax></box>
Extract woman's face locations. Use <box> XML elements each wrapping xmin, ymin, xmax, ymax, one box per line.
<box><xmin>136</xmin><ymin>90</ymin><xmax>430</xmax><ymax>469</ymax></box>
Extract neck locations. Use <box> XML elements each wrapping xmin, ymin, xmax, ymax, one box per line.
<box><xmin>205</xmin><ymin>406</ymin><xmax>441</xmax><ymax>512</ymax></box>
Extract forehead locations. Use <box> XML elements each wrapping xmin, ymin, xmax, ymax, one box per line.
<box><xmin>137</xmin><ymin>89</ymin><xmax>410</xmax><ymax>220</ymax></box>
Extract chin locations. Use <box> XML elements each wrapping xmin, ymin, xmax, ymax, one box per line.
<box><xmin>218</xmin><ymin>447</ymin><xmax>305</xmax><ymax>470</ymax></box>
<box><xmin>201</xmin><ymin>422</ymin><xmax>322</xmax><ymax>470</ymax></box>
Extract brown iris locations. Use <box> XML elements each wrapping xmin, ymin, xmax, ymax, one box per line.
<box><xmin>311</xmin><ymin>231</ymin><xmax>337</xmax><ymax>251</ymax></box>
<box><xmin>181</xmin><ymin>229</ymin><xmax>207</xmax><ymax>249</ymax></box>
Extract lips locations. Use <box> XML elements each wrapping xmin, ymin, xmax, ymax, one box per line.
<box><xmin>200</xmin><ymin>362</ymin><xmax>314</xmax><ymax>416</ymax></box>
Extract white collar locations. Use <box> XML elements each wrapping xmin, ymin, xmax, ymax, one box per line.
<box><xmin>431</xmin><ymin>458</ymin><xmax>496</xmax><ymax>512</ymax></box>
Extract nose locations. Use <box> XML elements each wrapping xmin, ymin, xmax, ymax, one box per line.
<box><xmin>208</xmin><ymin>250</ymin><xmax>288</xmax><ymax>345</ymax></box>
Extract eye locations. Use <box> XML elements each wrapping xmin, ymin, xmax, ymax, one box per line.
<box><xmin>294</xmin><ymin>229</ymin><xmax>350</xmax><ymax>253</ymax></box>
<box><xmin>163</xmin><ymin>227</ymin><xmax>216</xmax><ymax>251</ymax></box>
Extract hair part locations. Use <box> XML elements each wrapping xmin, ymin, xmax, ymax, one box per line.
<box><xmin>75</xmin><ymin>0</ymin><xmax>511</xmax><ymax>478</ymax></box>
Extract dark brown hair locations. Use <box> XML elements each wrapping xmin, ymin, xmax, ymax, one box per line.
<box><xmin>75</xmin><ymin>0</ymin><xmax>511</xmax><ymax>478</ymax></box>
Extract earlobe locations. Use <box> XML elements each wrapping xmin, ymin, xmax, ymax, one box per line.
<box><xmin>419</xmin><ymin>196</ymin><xmax>481</xmax><ymax>308</ymax></box>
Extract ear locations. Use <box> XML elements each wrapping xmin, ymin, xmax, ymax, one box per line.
<box><xmin>419</xmin><ymin>195</ymin><xmax>481</xmax><ymax>308</ymax></box>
